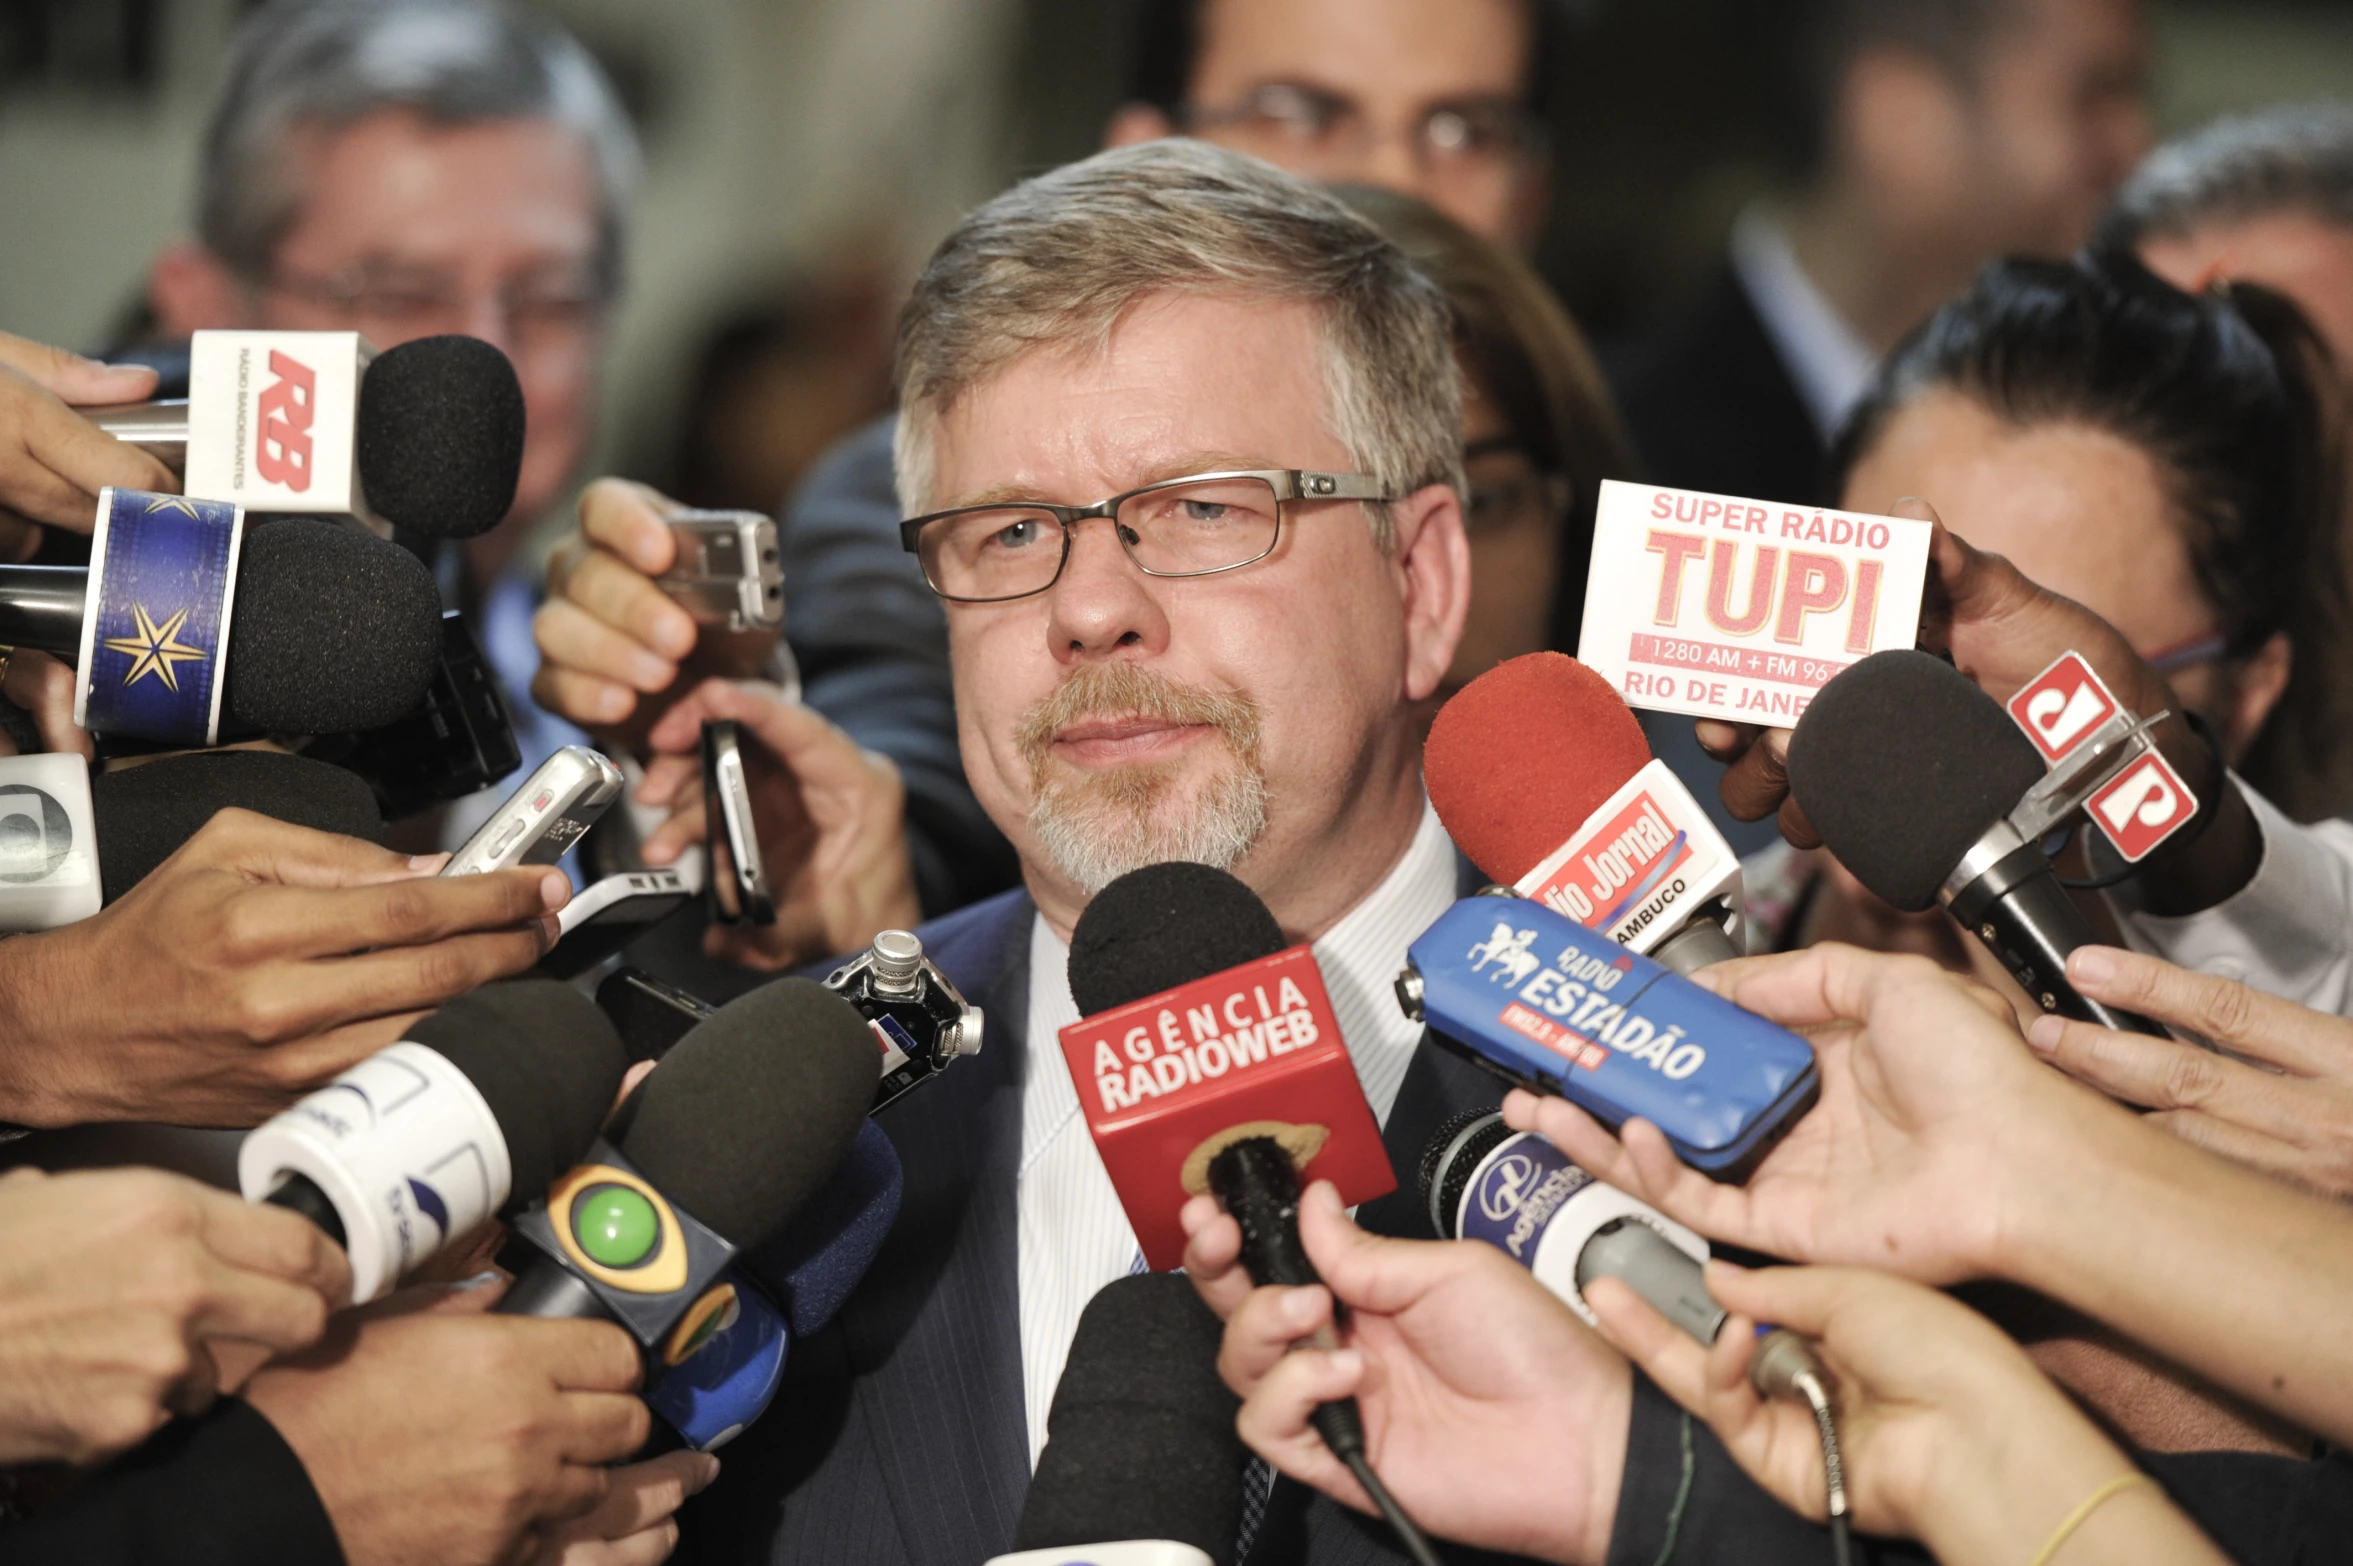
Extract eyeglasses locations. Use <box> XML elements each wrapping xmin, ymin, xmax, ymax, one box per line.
<box><xmin>2140</xmin><ymin>630</ymin><xmax>2231</xmax><ymax>675</ymax></box>
<box><xmin>1178</xmin><ymin>83</ymin><xmax>1543</xmax><ymax>178</ymax></box>
<box><xmin>261</xmin><ymin>262</ymin><xmax>611</xmax><ymax>362</ymax></box>
<box><xmin>898</xmin><ymin>469</ymin><xmax>1396</xmax><ymax>603</ymax></box>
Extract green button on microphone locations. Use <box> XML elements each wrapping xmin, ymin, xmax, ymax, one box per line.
<box><xmin>574</xmin><ymin>1183</ymin><xmax>659</xmax><ymax>1267</ymax></box>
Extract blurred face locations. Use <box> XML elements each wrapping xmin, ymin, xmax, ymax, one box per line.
<box><xmin>928</xmin><ymin>292</ymin><xmax>1466</xmax><ymax>936</ymax></box>
<box><xmin>253</xmin><ymin>109</ymin><xmax>607</xmax><ymax>529</ymax></box>
<box><xmin>1122</xmin><ymin>0</ymin><xmax>1545</xmax><ymax>248</ymax></box>
<box><xmin>1843</xmin><ymin>389</ymin><xmax>2266</xmax><ymax>739</ymax></box>
<box><xmin>2141</xmin><ymin>212</ymin><xmax>2353</xmax><ymax>382</ymax></box>
<box><xmin>1961</xmin><ymin>0</ymin><xmax>2152</xmax><ymax>256</ymax></box>
<box><xmin>1445</xmin><ymin>362</ymin><xmax>1559</xmax><ymax>695</ymax></box>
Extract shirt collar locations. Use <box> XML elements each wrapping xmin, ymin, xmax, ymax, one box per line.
<box><xmin>1729</xmin><ymin>207</ymin><xmax>1879</xmax><ymax>445</ymax></box>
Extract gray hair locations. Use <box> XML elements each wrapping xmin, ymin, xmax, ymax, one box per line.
<box><xmin>199</xmin><ymin>0</ymin><xmax>639</xmax><ymax>288</ymax></box>
<box><xmin>891</xmin><ymin>139</ymin><xmax>1464</xmax><ymax>546</ymax></box>
<box><xmin>2098</xmin><ymin>102</ymin><xmax>2353</xmax><ymax>251</ymax></box>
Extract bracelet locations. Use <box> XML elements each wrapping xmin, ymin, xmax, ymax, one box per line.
<box><xmin>2028</xmin><ymin>1471</ymin><xmax>2155</xmax><ymax>1566</ymax></box>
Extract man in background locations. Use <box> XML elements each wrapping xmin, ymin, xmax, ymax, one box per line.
<box><xmin>142</xmin><ymin>0</ymin><xmax>638</xmax><ymax>843</ymax></box>
<box><xmin>1609</xmin><ymin>0</ymin><xmax>2150</xmax><ymax>508</ymax></box>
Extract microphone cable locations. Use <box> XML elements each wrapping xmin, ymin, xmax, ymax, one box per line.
<box><xmin>1752</xmin><ymin>1330</ymin><xmax>1853</xmax><ymax>1566</ymax></box>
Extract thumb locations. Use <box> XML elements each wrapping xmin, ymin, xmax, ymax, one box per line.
<box><xmin>0</xmin><ymin>333</ymin><xmax>159</xmax><ymax>406</ymax></box>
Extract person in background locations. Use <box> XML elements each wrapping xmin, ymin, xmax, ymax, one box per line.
<box><xmin>533</xmin><ymin>0</ymin><xmax>1566</xmax><ymax>948</ymax></box>
<box><xmin>1336</xmin><ymin>186</ymin><xmax>1637</xmax><ymax>712</ymax></box>
<box><xmin>1610</xmin><ymin>0</ymin><xmax>2149</xmax><ymax>507</ymax></box>
<box><xmin>2103</xmin><ymin>103</ymin><xmax>2353</xmax><ymax>391</ymax></box>
<box><xmin>139</xmin><ymin>0</ymin><xmax>638</xmax><ymax>848</ymax></box>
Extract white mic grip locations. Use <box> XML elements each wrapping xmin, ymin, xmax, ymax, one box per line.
<box><xmin>238</xmin><ymin>1041</ymin><xmax>511</xmax><ymax>1301</ymax></box>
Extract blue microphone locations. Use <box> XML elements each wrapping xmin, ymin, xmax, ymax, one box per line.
<box><xmin>1397</xmin><ymin>896</ymin><xmax>1819</xmax><ymax>1180</ymax></box>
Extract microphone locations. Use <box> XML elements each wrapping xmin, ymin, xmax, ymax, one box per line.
<box><xmin>989</xmin><ymin>1272</ymin><xmax>1243</xmax><ymax>1566</ymax></box>
<box><xmin>1419</xmin><ymin>1110</ymin><xmax>1718</xmax><ymax>1342</ymax></box>
<box><xmin>1060</xmin><ymin>862</ymin><xmax>1395</xmax><ymax>1271</ymax></box>
<box><xmin>498</xmin><ymin>978</ymin><xmax>877</xmax><ymax>1380</ymax></box>
<box><xmin>0</xmin><ymin>747</ymin><xmax>382</xmax><ymax>929</ymax></box>
<box><xmin>17</xmin><ymin>510</ymin><xmax>440</xmax><ymax>742</ymax></box>
<box><xmin>1426</xmin><ymin>652</ymin><xmax>1744</xmax><ymax>974</ymax></box>
<box><xmin>643</xmin><ymin>1097</ymin><xmax>908</xmax><ymax>1453</ymax></box>
<box><xmin>1786</xmin><ymin>649</ymin><xmax>2164</xmax><ymax>1034</ymax></box>
<box><xmin>86</xmin><ymin>332</ymin><xmax>524</xmax><ymax>538</ymax></box>
<box><xmin>1397</xmin><ymin>894</ymin><xmax>1818</xmax><ymax>1180</ymax></box>
<box><xmin>237</xmin><ymin>979</ymin><xmax>628</xmax><ymax>1302</ymax></box>
<box><xmin>92</xmin><ymin>748</ymin><xmax>383</xmax><ymax>903</ymax></box>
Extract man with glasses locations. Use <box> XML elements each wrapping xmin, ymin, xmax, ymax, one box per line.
<box><xmin>648</xmin><ymin>138</ymin><xmax>1509</xmax><ymax>1561</ymax></box>
<box><xmin>532</xmin><ymin>0</ymin><xmax>1560</xmax><ymax>953</ymax></box>
<box><xmin>142</xmin><ymin>0</ymin><xmax>635</xmax><ymax>837</ymax></box>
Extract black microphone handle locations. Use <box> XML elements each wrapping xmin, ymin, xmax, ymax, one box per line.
<box><xmin>1206</xmin><ymin>1137</ymin><xmax>1369</xmax><ymax>1460</ymax></box>
<box><xmin>497</xmin><ymin>1255</ymin><xmax>619</xmax><ymax>1320</ymax></box>
<box><xmin>1946</xmin><ymin>841</ymin><xmax>2166</xmax><ymax>1036</ymax></box>
<box><xmin>0</xmin><ymin>567</ymin><xmax>89</xmax><ymax>652</ymax></box>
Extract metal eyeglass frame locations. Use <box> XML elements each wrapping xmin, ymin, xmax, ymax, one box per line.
<box><xmin>897</xmin><ymin>468</ymin><xmax>1397</xmax><ymax>603</ymax></box>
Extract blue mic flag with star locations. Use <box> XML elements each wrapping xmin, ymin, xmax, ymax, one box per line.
<box><xmin>78</xmin><ymin>488</ymin><xmax>242</xmax><ymax>746</ymax></box>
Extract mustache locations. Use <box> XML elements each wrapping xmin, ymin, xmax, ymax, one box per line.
<box><xmin>1014</xmin><ymin>663</ymin><xmax>1262</xmax><ymax>780</ymax></box>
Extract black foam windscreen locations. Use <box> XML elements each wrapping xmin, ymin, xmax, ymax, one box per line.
<box><xmin>408</xmin><ymin>980</ymin><xmax>628</xmax><ymax>1216</ymax></box>
<box><xmin>607</xmin><ymin>977</ymin><xmax>875</xmax><ymax>1249</ymax></box>
<box><xmin>1012</xmin><ymin>1272</ymin><xmax>1244</xmax><ymax>1562</ymax></box>
<box><xmin>91</xmin><ymin>748</ymin><xmax>383</xmax><ymax>902</ymax></box>
<box><xmin>355</xmin><ymin>335</ymin><xmax>526</xmax><ymax>539</ymax></box>
<box><xmin>227</xmin><ymin>519</ymin><xmax>442</xmax><ymax>734</ymax></box>
<box><xmin>1416</xmin><ymin>1108</ymin><xmax>1513</xmax><ymax>1240</ymax></box>
<box><xmin>1786</xmin><ymin>650</ymin><xmax>2050</xmax><ymax>911</ymax></box>
<box><xmin>1068</xmin><ymin>862</ymin><xmax>1288</xmax><ymax>1017</ymax></box>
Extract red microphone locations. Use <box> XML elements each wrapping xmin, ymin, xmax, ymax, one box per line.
<box><xmin>1058</xmin><ymin>863</ymin><xmax>1393</xmax><ymax>1271</ymax></box>
<box><xmin>1426</xmin><ymin>652</ymin><xmax>1745</xmax><ymax>973</ymax></box>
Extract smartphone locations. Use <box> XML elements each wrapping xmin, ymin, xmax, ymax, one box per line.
<box><xmin>540</xmin><ymin>867</ymin><xmax>694</xmax><ymax>980</ymax></box>
<box><xmin>442</xmin><ymin>746</ymin><xmax>623</xmax><ymax>877</ymax></box>
<box><xmin>658</xmin><ymin>510</ymin><xmax>783</xmax><ymax>633</ymax></box>
<box><xmin>702</xmin><ymin>721</ymin><xmax>774</xmax><ymax>925</ymax></box>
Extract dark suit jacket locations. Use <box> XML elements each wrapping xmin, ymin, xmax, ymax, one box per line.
<box><xmin>1606</xmin><ymin>268</ymin><xmax>1831</xmax><ymax>515</ymax></box>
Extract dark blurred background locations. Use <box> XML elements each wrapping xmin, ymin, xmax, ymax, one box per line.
<box><xmin>4</xmin><ymin>0</ymin><xmax>2350</xmax><ymax>513</ymax></box>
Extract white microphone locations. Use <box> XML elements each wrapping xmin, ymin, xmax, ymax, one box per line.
<box><xmin>85</xmin><ymin>330</ymin><xmax>523</xmax><ymax>539</ymax></box>
<box><xmin>239</xmin><ymin>981</ymin><xmax>627</xmax><ymax>1301</ymax></box>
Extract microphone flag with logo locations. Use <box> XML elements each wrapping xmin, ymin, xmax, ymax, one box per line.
<box><xmin>76</xmin><ymin>487</ymin><xmax>243</xmax><ymax>746</ymax></box>
<box><xmin>1399</xmin><ymin>895</ymin><xmax>1818</xmax><ymax>1179</ymax></box>
<box><xmin>1060</xmin><ymin>863</ymin><xmax>1391</xmax><ymax>1271</ymax></box>
<box><xmin>0</xmin><ymin>753</ymin><xmax>100</xmax><ymax>929</ymax></box>
<box><xmin>1426</xmin><ymin>652</ymin><xmax>1743</xmax><ymax>973</ymax></box>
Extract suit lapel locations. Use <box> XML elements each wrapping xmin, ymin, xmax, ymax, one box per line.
<box><xmin>843</xmin><ymin>897</ymin><xmax>1036</xmax><ymax>1565</ymax></box>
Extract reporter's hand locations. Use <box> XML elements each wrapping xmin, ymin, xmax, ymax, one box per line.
<box><xmin>0</xmin><ymin>333</ymin><xmax>176</xmax><ymax>557</ymax></box>
<box><xmin>0</xmin><ymin>808</ymin><xmax>567</xmax><ymax>1126</ymax></box>
<box><xmin>1504</xmin><ymin>943</ymin><xmax>2050</xmax><ymax>1285</ymax></box>
<box><xmin>1589</xmin><ymin>1263</ymin><xmax>2227</xmax><ymax>1566</ymax></box>
<box><xmin>524</xmin><ymin>1449</ymin><xmax>718</xmax><ymax>1566</ymax></box>
<box><xmin>242</xmin><ymin>1278</ymin><xmax>648</xmax><ymax>1566</ymax></box>
<box><xmin>2030</xmin><ymin>945</ymin><xmax>2353</xmax><ymax>1199</ymax></box>
<box><xmin>1180</xmin><ymin>1182</ymin><xmax>1627</xmax><ymax>1566</ymax></box>
<box><xmin>0</xmin><ymin>647</ymin><xmax>93</xmax><ymax>759</ymax></box>
<box><xmin>633</xmin><ymin>677</ymin><xmax>917</xmax><ymax>970</ymax></box>
<box><xmin>0</xmin><ymin>1165</ymin><xmax>347</xmax><ymax>1466</ymax></box>
<box><xmin>533</xmin><ymin>480</ymin><xmax>776</xmax><ymax>752</ymax></box>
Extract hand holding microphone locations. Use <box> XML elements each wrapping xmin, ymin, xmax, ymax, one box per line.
<box><xmin>1586</xmin><ymin>1262</ymin><xmax>2229</xmax><ymax>1566</ymax></box>
<box><xmin>0</xmin><ymin>331</ymin><xmax>174</xmax><ymax>547</ymax></box>
<box><xmin>1180</xmin><ymin>1180</ymin><xmax>1629</xmax><ymax>1566</ymax></box>
<box><xmin>0</xmin><ymin>1164</ymin><xmax>347</xmax><ymax>1467</ymax></box>
<box><xmin>0</xmin><ymin>809</ymin><xmax>566</xmax><ymax>1127</ymax></box>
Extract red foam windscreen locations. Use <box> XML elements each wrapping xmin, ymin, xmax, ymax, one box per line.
<box><xmin>1425</xmin><ymin>652</ymin><xmax>1655</xmax><ymax>885</ymax></box>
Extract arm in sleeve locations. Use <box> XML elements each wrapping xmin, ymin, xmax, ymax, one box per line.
<box><xmin>4</xmin><ymin>1398</ymin><xmax>344</xmax><ymax>1566</ymax></box>
<box><xmin>2111</xmin><ymin>778</ymin><xmax>2353</xmax><ymax>1017</ymax></box>
<box><xmin>779</xmin><ymin>413</ymin><xmax>1019</xmax><ymax>919</ymax></box>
